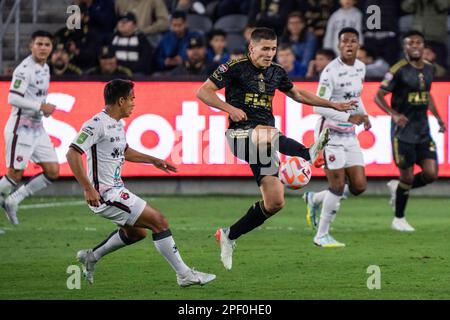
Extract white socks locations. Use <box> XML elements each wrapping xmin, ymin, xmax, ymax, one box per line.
<box><xmin>153</xmin><ymin>229</ymin><xmax>190</xmax><ymax>275</ymax></box>
<box><xmin>92</xmin><ymin>229</ymin><xmax>129</xmax><ymax>261</ymax></box>
<box><xmin>316</xmin><ymin>190</ymin><xmax>341</xmax><ymax>239</ymax></box>
<box><xmin>7</xmin><ymin>173</ymin><xmax>52</xmax><ymax>204</ymax></box>
<box><xmin>312</xmin><ymin>190</ymin><xmax>327</xmax><ymax>205</ymax></box>
<box><xmin>0</xmin><ymin>175</ymin><xmax>16</xmax><ymax>196</ymax></box>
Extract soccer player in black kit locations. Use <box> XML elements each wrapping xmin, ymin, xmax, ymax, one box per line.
<box><xmin>197</xmin><ymin>28</ymin><xmax>356</xmax><ymax>270</ymax></box>
<box><xmin>375</xmin><ymin>31</ymin><xmax>446</xmax><ymax>232</ymax></box>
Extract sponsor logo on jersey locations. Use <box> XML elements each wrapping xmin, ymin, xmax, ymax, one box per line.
<box><xmin>13</xmin><ymin>79</ymin><xmax>22</xmax><ymax>89</ymax></box>
<box><xmin>218</xmin><ymin>64</ymin><xmax>228</xmax><ymax>73</ymax></box>
<box><xmin>76</xmin><ymin>132</ymin><xmax>89</xmax><ymax>144</ymax></box>
<box><xmin>318</xmin><ymin>86</ymin><xmax>326</xmax><ymax>97</ymax></box>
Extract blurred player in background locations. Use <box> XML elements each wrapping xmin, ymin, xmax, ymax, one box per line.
<box><xmin>0</xmin><ymin>31</ymin><xmax>59</xmax><ymax>225</ymax></box>
<box><xmin>197</xmin><ymin>27</ymin><xmax>356</xmax><ymax>270</ymax></box>
<box><xmin>66</xmin><ymin>79</ymin><xmax>215</xmax><ymax>287</ymax></box>
<box><xmin>375</xmin><ymin>31</ymin><xmax>446</xmax><ymax>232</ymax></box>
<box><xmin>303</xmin><ymin>28</ymin><xmax>371</xmax><ymax>248</ymax></box>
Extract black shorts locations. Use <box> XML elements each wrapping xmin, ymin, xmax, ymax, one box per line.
<box><xmin>226</xmin><ymin>128</ymin><xmax>279</xmax><ymax>186</ymax></box>
<box><xmin>392</xmin><ymin>137</ymin><xmax>437</xmax><ymax>169</ymax></box>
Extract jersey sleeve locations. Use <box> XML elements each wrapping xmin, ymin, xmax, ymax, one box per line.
<box><xmin>208</xmin><ymin>62</ymin><xmax>236</xmax><ymax>89</ymax></box>
<box><xmin>8</xmin><ymin>64</ymin><xmax>41</xmax><ymax>111</ymax></box>
<box><xmin>380</xmin><ymin>68</ymin><xmax>400</xmax><ymax>92</ymax></box>
<box><xmin>316</xmin><ymin>67</ymin><xmax>334</xmax><ymax>100</ymax></box>
<box><xmin>70</xmin><ymin>118</ymin><xmax>105</xmax><ymax>154</ymax></box>
<box><xmin>277</xmin><ymin>66</ymin><xmax>294</xmax><ymax>92</ymax></box>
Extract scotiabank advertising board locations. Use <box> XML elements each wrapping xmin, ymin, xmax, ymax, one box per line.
<box><xmin>1</xmin><ymin>81</ymin><xmax>449</xmax><ymax>177</ymax></box>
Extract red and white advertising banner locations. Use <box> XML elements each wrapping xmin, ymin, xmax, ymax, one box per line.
<box><xmin>1</xmin><ymin>81</ymin><xmax>449</xmax><ymax>177</ymax></box>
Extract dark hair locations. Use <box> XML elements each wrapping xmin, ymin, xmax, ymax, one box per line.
<box><xmin>278</xmin><ymin>43</ymin><xmax>294</xmax><ymax>53</ymax></box>
<box><xmin>31</xmin><ymin>30</ymin><xmax>53</xmax><ymax>41</ymax></box>
<box><xmin>402</xmin><ymin>30</ymin><xmax>425</xmax><ymax>41</ymax></box>
<box><xmin>282</xmin><ymin>12</ymin><xmax>307</xmax><ymax>42</ymax></box>
<box><xmin>171</xmin><ymin>11</ymin><xmax>186</xmax><ymax>21</ymax></box>
<box><xmin>338</xmin><ymin>27</ymin><xmax>359</xmax><ymax>40</ymax></box>
<box><xmin>316</xmin><ymin>49</ymin><xmax>336</xmax><ymax>60</ymax></box>
<box><xmin>250</xmin><ymin>27</ymin><xmax>277</xmax><ymax>43</ymax></box>
<box><xmin>358</xmin><ymin>45</ymin><xmax>376</xmax><ymax>59</ymax></box>
<box><xmin>104</xmin><ymin>79</ymin><xmax>134</xmax><ymax>105</ymax></box>
<box><xmin>208</xmin><ymin>29</ymin><xmax>227</xmax><ymax>41</ymax></box>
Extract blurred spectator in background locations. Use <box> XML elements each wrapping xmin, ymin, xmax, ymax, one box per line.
<box><xmin>276</xmin><ymin>43</ymin><xmax>307</xmax><ymax>77</ymax></box>
<box><xmin>49</xmin><ymin>43</ymin><xmax>83</xmax><ymax>76</ymax></box>
<box><xmin>206</xmin><ymin>29</ymin><xmax>230</xmax><ymax>64</ymax></box>
<box><xmin>109</xmin><ymin>12</ymin><xmax>154</xmax><ymax>75</ymax></box>
<box><xmin>85</xmin><ymin>46</ymin><xmax>133</xmax><ymax>77</ymax></box>
<box><xmin>116</xmin><ymin>0</ymin><xmax>169</xmax><ymax>36</ymax></box>
<box><xmin>359</xmin><ymin>0</ymin><xmax>401</xmax><ymax>65</ymax></box>
<box><xmin>423</xmin><ymin>44</ymin><xmax>447</xmax><ymax>77</ymax></box>
<box><xmin>305</xmin><ymin>48</ymin><xmax>335</xmax><ymax>79</ymax></box>
<box><xmin>298</xmin><ymin>0</ymin><xmax>338</xmax><ymax>48</ymax></box>
<box><xmin>248</xmin><ymin>0</ymin><xmax>296</xmax><ymax>36</ymax></box>
<box><xmin>170</xmin><ymin>0</ymin><xmax>208</xmax><ymax>15</ymax></box>
<box><xmin>280</xmin><ymin>12</ymin><xmax>317</xmax><ymax>72</ymax></box>
<box><xmin>323</xmin><ymin>0</ymin><xmax>363</xmax><ymax>56</ymax></box>
<box><xmin>170</xmin><ymin>34</ymin><xmax>218</xmax><ymax>75</ymax></box>
<box><xmin>156</xmin><ymin>11</ymin><xmax>201</xmax><ymax>70</ymax></box>
<box><xmin>401</xmin><ymin>0</ymin><xmax>449</xmax><ymax>68</ymax></box>
<box><xmin>74</xmin><ymin>0</ymin><xmax>117</xmax><ymax>43</ymax></box>
<box><xmin>229</xmin><ymin>48</ymin><xmax>246</xmax><ymax>60</ymax></box>
<box><xmin>357</xmin><ymin>46</ymin><xmax>389</xmax><ymax>78</ymax></box>
<box><xmin>214</xmin><ymin>0</ymin><xmax>251</xmax><ymax>20</ymax></box>
<box><xmin>54</xmin><ymin>3</ymin><xmax>100</xmax><ymax>70</ymax></box>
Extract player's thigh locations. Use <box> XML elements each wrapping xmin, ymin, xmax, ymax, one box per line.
<box><xmin>5</xmin><ymin>129</ymin><xmax>34</xmax><ymax>171</ymax></box>
<box><xmin>259</xmin><ymin>175</ymin><xmax>285</xmax><ymax>215</ymax></box>
<box><xmin>324</xmin><ymin>167</ymin><xmax>346</xmax><ymax>194</ymax></box>
<box><xmin>251</xmin><ymin>125</ymin><xmax>279</xmax><ymax>146</ymax></box>
<box><xmin>418</xmin><ymin>159</ymin><xmax>439</xmax><ymax>182</ymax></box>
<box><xmin>392</xmin><ymin>137</ymin><xmax>415</xmax><ymax>170</ymax></box>
<box><xmin>133</xmin><ymin>203</ymin><xmax>169</xmax><ymax>233</ymax></box>
<box><xmin>416</xmin><ymin>140</ymin><xmax>438</xmax><ymax>180</ymax></box>
<box><xmin>344</xmin><ymin>166</ymin><xmax>367</xmax><ymax>195</ymax></box>
<box><xmin>324</xmin><ymin>143</ymin><xmax>345</xmax><ymax>171</ymax></box>
<box><xmin>37</xmin><ymin>162</ymin><xmax>59</xmax><ymax>179</ymax></box>
<box><xmin>31</xmin><ymin>132</ymin><xmax>58</xmax><ymax>170</ymax></box>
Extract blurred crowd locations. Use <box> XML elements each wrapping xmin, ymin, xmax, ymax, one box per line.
<box><xmin>41</xmin><ymin>0</ymin><xmax>450</xmax><ymax>79</ymax></box>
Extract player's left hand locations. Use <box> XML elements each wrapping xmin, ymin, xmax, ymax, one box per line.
<box><xmin>364</xmin><ymin>116</ymin><xmax>372</xmax><ymax>131</ymax></box>
<box><xmin>332</xmin><ymin>100</ymin><xmax>357</xmax><ymax>111</ymax></box>
<box><xmin>438</xmin><ymin>120</ymin><xmax>446</xmax><ymax>133</ymax></box>
<box><xmin>153</xmin><ymin>159</ymin><xmax>177</xmax><ymax>173</ymax></box>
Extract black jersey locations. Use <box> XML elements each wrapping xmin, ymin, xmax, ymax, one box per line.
<box><xmin>208</xmin><ymin>57</ymin><xmax>294</xmax><ymax>130</ymax></box>
<box><xmin>380</xmin><ymin>59</ymin><xmax>434</xmax><ymax>144</ymax></box>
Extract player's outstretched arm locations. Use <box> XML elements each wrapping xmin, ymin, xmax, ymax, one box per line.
<box><xmin>375</xmin><ymin>88</ymin><xmax>408</xmax><ymax>128</ymax></box>
<box><xmin>66</xmin><ymin>148</ymin><xmax>101</xmax><ymax>206</ymax></box>
<box><xmin>197</xmin><ymin>79</ymin><xmax>247</xmax><ymax>122</ymax></box>
<box><xmin>285</xmin><ymin>86</ymin><xmax>356</xmax><ymax>111</ymax></box>
<box><xmin>428</xmin><ymin>96</ymin><xmax>446</xmax><ymax>133</ymax></box>
<box><xmin>124</xmin><ymin>147</ymin><xmax>177</xmax><ymax>173</ymax></box>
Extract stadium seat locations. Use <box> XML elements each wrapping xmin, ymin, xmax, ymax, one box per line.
<box><xmin>214</xmin><ymin>14</ymin><xmax>248</xmax><ymax>34</ymax></box>
<box><xmin>447</xmin><ymin>15</ymin><xmax>450</xmax><ymax>32</ymax></box>
<box><xmin>187</xmin><ymin>14</ymin><xmax>213</xmax><ymax>35</ymax></box>
<box><xmin>226</xmin><ymin>33</ymin><xmax>246</xmax><ymax>52</ymax></box>
<box><xmin>399</xmin><ymin>15</ymin><xmax>413</xmax><ymax>33</ymax></box>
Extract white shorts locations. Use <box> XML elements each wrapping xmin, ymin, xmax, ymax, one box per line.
<box><xmin>319</xmin><ymin>131</ymin><xmax>364</xmax><ymax>170</ymax></box>
<box><xmin>89</xmin><ymin>188</ymin><xmax>147</xmax><ymax>227</ymax></box>
<box><xmin>4</xmin><ymin>126</ymin><xmax>58</xmax><ymax>170</ymax></box>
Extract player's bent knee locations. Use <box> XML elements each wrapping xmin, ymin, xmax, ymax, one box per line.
<box><xmin>423</xmin><ymin>171</ymin><xmax>438</xmax><ymax>184</ymax></box>
<box><xmin>265</xmin><ymin>199</ymin><xmax>285</xmax><ymax>215</ymax></box>
<box><xmin>350</xmin><ymin>184</ymin><xmax>366</xmax><ymax>196</ymax></box>
<box><xmin>7</xmin><ymin>168</ymin><xmax>23</xmax><ymax>183</ymax></box>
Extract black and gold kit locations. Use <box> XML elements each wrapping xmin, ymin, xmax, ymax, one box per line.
<box><xmin>381</xmin><ymin>59</ymin><xmax>437</xmax><ymax>168</ymax></box>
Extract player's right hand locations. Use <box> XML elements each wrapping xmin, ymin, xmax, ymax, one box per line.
<box><xmin>392</xmin><ymin>113</ymin><xmax>408</xmax><ymax>128</ymax></box>
<box><xmin>332</xmin><ymin>100</ymin><xmax>357</xmax><ymax>111</ymax></box>
<box><xmin>84</xmin><ymin>187</ymin><xmax>101</xmax><ymax>207</ymax></box>
<box><xmin>40</xmin><ymin>103</ymin><xmax>56</xmax><ymax>117</ymax></box>
<box><xmin>348</xmin><ymin>114</ymin><xmax>367</xmax><ymax>125</ymax></box>
<box><xmin>229</xmin><ymin>107</ymin><xmax>248</xmax><ymax>122</ymax></box>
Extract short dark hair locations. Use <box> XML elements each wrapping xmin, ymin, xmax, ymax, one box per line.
<box><xmin>251</xmin><ymin>27</ymin><xmax>277</xmax><ymax>43</ymax></box>
<box><xmin>359</xmin><ymin>45</ymin><xmax>376</xmax><ymax>59</ymax></box>
<box><xmin>338</xmin><ymin>27</ymin><xmax>359</xmax><ymax>40</ymax></box>
<box><xmin>208</xmin><ymin>29</ymin><xmax>227</xmax><ymax>40</ymax></box>
<box><xmin>171</xmin><ymin>11</ymin><xmax>186</xmax><ymax>21</ymax></box>
<box><xmin>316</xmin><ymin>49</ymin><xmax>336</xmax><ymax>60</ymax></box>
<box><xmin>402</xmin><ymin>30</ymin><xmax>425</xmax><ymax>41</ymax></box>
<box><xmin>31</xmin><ymin>30</ymin><xmax>53</xmax><ymax>41</ymax></box>
<box><xmin>278</xmin><ymin>43</ymin><xmax>294</xmax><ymax>53</ymax></box>
<box><xmin>104</xmin><ymin>79</ymin><xmax>134</xmax><ymax>105</ymax></box>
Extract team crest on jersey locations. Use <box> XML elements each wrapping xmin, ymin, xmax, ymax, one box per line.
<box><xmin>328</xmin><ymin>154</ymin><xmax>336</xmax><ymax>162</ymax></box>
<box><xmin>76</xmin><ymin>132</ymin><xmax>89</xmax><ymax>144</ymax></box>
<box><xmin>120</xmin><ymin>192</ymin><xmax>129</xmax><ymax>200</ymax></box>
<box><xmin>13</xmin><ymin>79</ymin><xmax>22</xmax><ymax>89</ymax></box>
<box><xmin>218</xmin><ymin>64</ymin><xmax>228</xmax><ymax>73</ymax></box>
<box><xmin>16</xmin><ymin>155</ymin><xmax>23</xmax><ymax>162</ymax></box>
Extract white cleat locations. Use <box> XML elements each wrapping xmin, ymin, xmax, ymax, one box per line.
<box><xmin>2</xmin><ymin>197</ymin><xmax>19</xmax><ymax>225</ymax></box>
<box><xmin>391</xmin><ymin>217</ymin><xmax>415</xmax><ymax>232</ymax></box>
<box><xmin>309</xmin><ymin>128</ymin><xmax>330</xmax><ymax>164</ymax></box>
<box><xmin>303</xmin><ymin>192</ymin><xmax>320</xmax><ymax>229</ymax></box>
<box><xmin>76</xmin><ymin>249</ymin><xmax>97</xmax><ymax>284</ymax></box>
<box><xmin>314</xmin><ymin>234</ymin><xmax>346</xmax><ymax>248</ymax></box>
<box><xmin>177</xmin><ymin>268</ymin><xmax>216</xmax><ymax>287</ymax></box>
<box><xmin>387</xmin><ymin>180</ymin><xmax>399</xmax><ymax>212</ymax></box>
<box><xmin>215</xmin><ymin>228</ymin><xmax>236</xmax><ymax>270</ymax></box>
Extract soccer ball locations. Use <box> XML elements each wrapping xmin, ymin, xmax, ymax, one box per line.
<box><xmin>278</xmin><ymin>156</ymin><xmax>312</xmax><ymax>190</ymax></box>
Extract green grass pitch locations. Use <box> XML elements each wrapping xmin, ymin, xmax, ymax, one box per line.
<box><xmin>1</xmin><ymin>195</ymin><xmax>450</xmax><ymax>299</ymax></box>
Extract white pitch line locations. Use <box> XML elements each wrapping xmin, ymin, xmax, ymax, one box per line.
<box><xmin>20</xmin><ymin>201</ymin><xmax>85</xmax><ymax>209</ymax></box>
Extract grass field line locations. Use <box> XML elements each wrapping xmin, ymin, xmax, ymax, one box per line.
<box><xmin>20</xmin><ymin>201</ymin><xmax>86</xmax><ymax>209</ymax></box>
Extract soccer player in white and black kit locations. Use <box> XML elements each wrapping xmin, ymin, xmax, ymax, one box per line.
<box><xmin>66</xmin><ymin>79</ymin><xmax>215</xmax><ymax>287</ymax></box>
<box><xmin>0</xmin><ymin>31</ymin><xmax>59</xmax><ymax>225</ymax></box>
<box><xmin>303</xmin><ymin>28</ymin><xmax>371</xmax><ymax>247</ymax></box>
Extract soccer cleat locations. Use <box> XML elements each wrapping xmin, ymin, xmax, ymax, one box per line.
<box><xmin>215</xmin><ymin>228</ymin><xmax>236</xmax><ymax>270</ymax></box>
<box><xmin>309</xmin><ymin>128</ymin><xmax>330</xmax><ymax>165</ymax></box>
<box><xmin>391</xmin><ymin>217</ymin><xmax>415</xmax><ymax>232</ymax></box>
<box><xmin>177</xmin><ymin>268</ymin><xmax>216</xmax><ymax>287</ymax></box>
<box><xmin>76</xmin><ymin>249</ymin><xmax>97</xmax><ymax>284</ymax></box>
<box><xmin>314</xmin><ymin>234</ymin><xmax>346</xmax><ymax>248</ymax></box>
<box><xmin>387</xmin><ymin>180</ymin><xmax>399</xmax><ymax>212</ymax></box>
<box><xmin>2</xmin><ymin>197</ymin><xmax>19</xmax><ymax>225</ymax></box>
<box><xmin>303</xmin><ymin>192</ymin><xmax>319</xmax><ymax>229</ymax></box>
<box><xmin>313</xmin><ymin>151</ymin><xmax>325</xmax><ymax>168</ymax></box>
